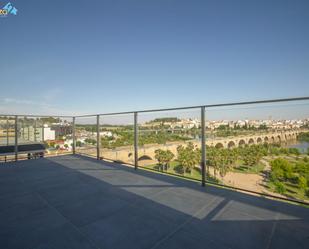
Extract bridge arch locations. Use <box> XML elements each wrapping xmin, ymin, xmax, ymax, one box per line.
<box><xmin>270</xmin><ymin>136</ymin><xmax>275</xmax><ymax>143</ymax></box>
<box><xmin>227</xmin><ymin>141</ymin><xmax>236</xmax><ymax>148</ymax></box>
<box><xmin>215</xmin><ymin>143</ymin><xmax>224</xmax><ymax>149</ymax></box>
<box><xmin>277</xmin><ymin>135</ymin><xmax>281</xmax><ymax>143</ymax></box>
<box><xmin>256</xmin><ymin>137</ymin><xmax>262</xmax><ymax>144</ymax></box>
<box><xmin>264</xmin><ymin>137</ymin><xmax>269</xmax><ymax>143</ymax></box>
<box><xmin>138</xmin><ymin>155</ymin><xmax>153</xmax><ymax>161</ymax></box>
<box><xmin>238</xmin><ymin>139</ymin><xmax>246</xmax><ymax>147</ymax></box>
<box><xmin>248</xmin><ymin>138</ymin><xmax>255</xmax><ymax>145</ymax></box>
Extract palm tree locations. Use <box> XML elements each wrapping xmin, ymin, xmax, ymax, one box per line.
<box><xmin>177</xmin><ymin>143</ymin><xmax>200</xmax><ymax>175</ymax></box>
<box><xmin>155</xmin><ymin>149</ymin><xmax>165</xmax><ymax>171</ymax></box>
<box><xmin>155</xmin><ymin>149</ymin><xmax>175</xmax><ymax>171</ymax></box>
<box><xmin>164</xmin><ymin>150</ymin><xmax>175</xmax><ymax>170</ymax></box>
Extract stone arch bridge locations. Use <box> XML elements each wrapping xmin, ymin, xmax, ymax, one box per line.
<box><xmin>100</xmin><ymin>130</ymin><xmax>301</xmax><ymax>164</ymax></box>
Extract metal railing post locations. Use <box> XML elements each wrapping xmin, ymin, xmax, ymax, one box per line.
<box><xmin>34</xmin><ymin>119</ymin><xmax>37</xmax><ymax>142</ymax></box>
<box><xmin>6</xmin><ymin>118</ymin><xmax>9</xmax><ymax>146</ymax></box>
<box><xmin>22</xmin><ymin>120</ymin><xmax>25</xmax><ymax>140</ymax></box>
<box><xmin>42</xmin><ymin>122</ymin><xmax>44</xmax><ymax>142</ymax></box>
<box><xmin>134</xmin><ymin>112</ymin><xmax>138</xmax><ymax>170</ymax></box>
<box><xmin>97</xmin><ymin>115</ymin><xmax>100</xmax><ymax>160</ymax></box>
<box><xmin>28</xmin><ymin>123</ymin><xmax>30</xmax><ymax>141</ymax></box>
<box><xmin>14</xmin><ymin>115</ymin><xmax>18</xmax><ymax>161</ymax></box>
<box><xmin>201</xmin><ymin>106</ymin><xmax>206</xmax><ymax>187</ymax></box>
<box><xmin>72</xmin><ymin>117</ymin><xmax>76</xmax><ymax>154</ymax></box>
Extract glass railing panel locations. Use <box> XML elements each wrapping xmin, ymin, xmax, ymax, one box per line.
<box><xmin>18</xmin><ymin>116</ymin><xmax>44</xmax><ymax>144</ymax></box>
<box><xmin>0</xmin><ymin>116</ymin><xmax>15</xmax><ymax>162</ymax></box>
<box><xmin>75</xmin><ymin>116</ymin><xmax>97</xmax><ymax>157</ymax></box>
<box><xmin>99</xmin><ymin>114</ymin><xmax>134</xmax><ymax>165</ymax></box>
<box><xmin>138</xmin><ymin>108</ymin><xmax>202</xmax><ymax>181</ymax></box>
<box><xmin>0</xmin><ymin>116</ymin><xmax>15</xmax><ymax>146</ymax></box>
<box><xmin>41</xmin><ymin>116</ymin><xmax>73</xmax><ymax>156</ymax></box>
<box><xmin>17</xmin><ymin>116</ymin><xmax>73</xmax><ymax>159</ymax></box>
<box><xmin>205</xmin><ymin>100</ymin><xmax>309</xmax><ymax>203</ymax></box>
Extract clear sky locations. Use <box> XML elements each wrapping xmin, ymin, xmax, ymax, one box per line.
<box><xmin>0</xmin><ymin>0</ymin><xmax>308</xmax><ymax>117</ymax></box>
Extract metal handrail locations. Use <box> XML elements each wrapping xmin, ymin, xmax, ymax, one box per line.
<box><xmin>74</xmin><ymin>96</ymin><xmax>309</xmax><ymax>117</ymax></box>
<box><xmin>1</xmin><ymin>96</ymin><xmax>308</xmax><ymax>118</ymax></box>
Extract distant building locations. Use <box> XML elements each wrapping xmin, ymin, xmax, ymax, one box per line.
<box><xmin>50</xmin><ymin>124</ymin><xmax>73</xmax><ymax>137</ymax></box>
<box><xmin>43</xmin><ymin>125</ymin><xmax>55</xmax><ymax>140</ymax></box>
<box><xmin>100</xmin><ymin>131</ymin><xmax>113</xmax><ymax>137</ymax></box>
<box><xmin>20</xmin><ymin>125</ymin><xmax>55</xmax><ymax>141</ymax></box>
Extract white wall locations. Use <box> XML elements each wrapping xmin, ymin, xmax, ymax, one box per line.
<box><xmin>44</xmin><ymin>127</ymin><xmax>55</xmax><ymax>140</ymax></box>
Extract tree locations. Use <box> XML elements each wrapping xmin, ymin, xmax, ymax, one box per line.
<box><xmin>164</xmin><ymin>150</ymin><xmax>175</xmax><ymax>170</ymax></box>
<box><xmin>258</xmin><ymin>124</ymin><xmax>268</xmax><ymax>130</ymax></box>
<box><xmin>298</xmin><ymin>132</ymin><xmax>309</xmax><ymax>142</ymax></box>
<box><xmin>177</xmin><ymin>143</ymin><xmax>200</xmax><ymax>174</ymax></box>
<box><xmin>207</xmin><ymin>147</ymin><xmax>221</xmax><ymax>178</ymax></box>
<box><xmin>288</xmin><ymin>148</ymin><xmax>300</xmax><ymax>155</ymax></box>
<box><xmin>76</xmin><ymin>141</ymin><xmax>82</xmax><ymax>147</ymax></box>
<box><xmin>85</xmin><ymin>138</ymin><xmax>96</xmax><ymax>145</ymax></box>
<box><xmin>270</xmin><ymin>158</ymin><xmax>293</xmax><ymax>181</ymax></box>
<box><xmin>154</xmin><ymin>149</ymin><xmax>174</xmax><ymax>171</ymax></box>
<box><xmin>242</xmin><ymin>146</ymin><xmax>262</xmax><ymax>168</ymax></box>
<box><xmin>217</xmin><ymin>149</ymin><xmax>236</xmax><ymax>178</ymax></box>
<box><xmin>40</xmin><ymin>117</ymin><xmax>61</xmax><ymax>124</ymax></box>
<box><xmin>298</xmin><ymin>176</ymin><xmax>307</xmax><ymax>191</ymax></box>
<box><xmin>154</xmin><ymin>149</ymin><xmax>164</xmax><ymax>170</ymax></box>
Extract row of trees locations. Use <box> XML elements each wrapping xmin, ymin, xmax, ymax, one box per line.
<box><xmin>215</xmin><ymin>124</ymin><xmax>269</xmax><ymax>137</ymax></box>
<box><xmin>154</xmin><ymin>143</ymin><xmax>264</xmax><ymax>178</ymax></box>
<box><xmin>154</xmin><ymin>142</ymin><xmax>201</xmax><ymax>174</ymax></box>
<box><xmin>298</xmin><ymin>132</ymin><xmax>309</xmax><ymax>142</ymax></box>
<box><xmin>100</xmin><ymin>130</ymin><xmax>191</xmax><ymax>149</ymax></box>
<box><xmin>153</xmin><ymin>143</ymin><xmax>303</xmax><ymax>180</ymax></box>
<box><xmin>206</xmin><ymin>145</ymin><xmax>264</xmax><ymax>178</ymax></box>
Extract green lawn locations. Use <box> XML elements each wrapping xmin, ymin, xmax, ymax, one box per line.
<box><xmin>231</xmin><ymin>160</ymin><xmax>265</xmax><ymax>174</ymax></box>
<box><xmin>142</xmin><ymin>161</ymin><xmax>220</xmax><ymax>183</ymax></box>
<box><xmin>143</xmin><ymin>161</ymin><xmax>202</xmax><ymax>181</ymax></box>
<box><xmin>267</xmin><ymin>180</ymin><xmax>309</xmax><ymax>202</ymax></box>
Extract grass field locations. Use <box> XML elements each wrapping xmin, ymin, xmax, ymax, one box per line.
<box><xmin>231</xmin><ymin>160</ymin><xmax>265</xmax><ymax>174</ymax></box>
<box><xmin>142</xmin><ymin>161</ymin><xmax>203</xmax><ymax>181</ymax></box>
<box><xmin>267</xmin><ymin>180</ymin><xmax>309</xmax><ymax>201</ymax></box>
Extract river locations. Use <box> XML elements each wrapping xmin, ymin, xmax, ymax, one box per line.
<box><xmin>286</xmin><ymin>141</ymin><xmax>309</xmax><ymax>154</ymax></box>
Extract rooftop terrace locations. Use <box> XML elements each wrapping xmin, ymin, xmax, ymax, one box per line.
<box><xmin>0</xmin><ymin>155</ymin><xmax>308</xmax><ymax>249</ymax></box>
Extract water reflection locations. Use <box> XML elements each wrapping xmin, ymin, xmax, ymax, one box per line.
<box><xmin>286</xmin><ymin>141</ymin><xmax>309</xmax><ymax>153</ymax></box>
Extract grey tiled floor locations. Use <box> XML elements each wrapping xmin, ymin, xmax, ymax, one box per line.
<box><xmin>0</xmin><ymin>155</ymin><xmax>308</xmax><ymax>249</ymax></box>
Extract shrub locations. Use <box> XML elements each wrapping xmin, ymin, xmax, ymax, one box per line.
<box><xmin>274</xmin><ymin>181</ymin><xmax>286</xmax><ymax>194</ymax></box>
<box><xmin>298</xmin><ymin>176</ymin><xmax>307</xmax><ymax>190</ymax></box>
<box><xmin>288</xmin><ymin>148</ymin><xmax>300</xmax><ymax>155</ymax></box>
<box><xmin>270</xmin><ymin>158</ymin><xmax>293</xmax><ymax>181</ymax></box>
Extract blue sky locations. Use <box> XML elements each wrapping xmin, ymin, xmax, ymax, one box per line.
<box><xmin>0</xmin><ymin>0</ymin><xmax>308</xmax><ymax>116</ymax></box>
